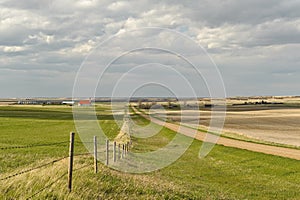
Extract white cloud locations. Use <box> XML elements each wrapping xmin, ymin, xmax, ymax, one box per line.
<box><xmin>71</xmin><ymin>39</ymin><xmax>96</xmax><ymax>53</ymax></box>
<box><xmin>0</xmin><ymin>0</ymin><xmax>299</xmax><ymax>97</ymax></box>
<box><xmin>75</xmin><ymin>0</ymin><xmax>99</xmax><ymax>8</ymax></box>
<box><xmin>1</xmin><ymin>46</ymin><xmax>26</xmax><ymax>52</ymax></box>
<box><xmin>107</xmin><ymin>1</ymin><xmax>129</xmax><ymax>11</ymax></box>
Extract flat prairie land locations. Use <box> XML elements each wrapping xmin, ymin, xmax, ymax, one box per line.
<box><xmin>1</xmin><ymin>104</ymin><xmax>300</xmax><ymax>199</ymax></box>
<box><xmin>151</xmin><ymin>103</ymin><xmax>300</xmax><ymax>147</ymax></box>
<box><xmin>221</xmin><ymin>108</ymin><xmax>300</xmax><ymax>146</ymax></box>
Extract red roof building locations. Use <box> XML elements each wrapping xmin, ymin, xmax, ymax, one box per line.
<box><xmin>78</xmin><ymin>100</ymin><xmax>92</xmax><ymax>106</ymax></box>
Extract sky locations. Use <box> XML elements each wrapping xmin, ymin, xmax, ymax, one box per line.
<box><xmin>0</xmin><ymin>0</ymin><xmax>300</xmax><ymax>98</ymax></box>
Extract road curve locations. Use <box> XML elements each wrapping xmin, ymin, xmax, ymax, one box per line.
<box><xmin>132</xmin><ymin>107</ymin><xmax>300</xmax><ymax>161</ymax></box>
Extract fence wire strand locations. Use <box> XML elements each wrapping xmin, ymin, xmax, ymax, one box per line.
<box><xmin>0</xmin><ymin>150</ymin><xmax>100</xmax><ymax>181</ymax></box>
<box><xmin>0</xmin><ymin>141</ymin><xmax>69</xmax><ymax>150</ymax></box>
<box><xmin>74</xmin><ymin>152</ymin><xmax>93</xmax><ymax>157</ymax></box>
<box><xmin>0</xmin><ymin>156</ymin><xmax>69</xmax><ymax>181</ymax></box>
<box><xmin>0</xmin><ymin>135</ymin><xmax>125</xmax><ymax>198</ymax></box>
<box><xmin>26</xmin><ymin>164</ymin><xmax>91</xmax><ymax>199</ymax></box>
<box><xmin>26</xmin><ymin>172</ymin><xmax>68</xmax><ymax>200</ymax></box>
<box><xmin>75</xmin><ymin>141</ymin><xmax>94</xmax><ymax>144</ymax></box>
<box><xmin>73</xmin><ymin>164</ymin><xmax>91</xmax><ymax>172</ymax></box>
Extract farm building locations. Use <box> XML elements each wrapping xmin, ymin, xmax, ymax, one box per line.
<box><xmin>62</xmin><ymin>101</ymin><xmax>75</xmax><ymax>106</ymax></box>
<box><xmin>78</xmin><ymin>100</ymin><xmax>92</xmax><ymax>106</ymax></box>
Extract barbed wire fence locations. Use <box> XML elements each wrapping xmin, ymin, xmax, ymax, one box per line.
<box><xmin>0</xmin><ymin>141</ymin><xmax>69</xmax><ymax>150</ymax></box>
<box><xmin>0</xmin><ymin>132</ymin><xmax>131</xmax><ymax>198</ymax></box>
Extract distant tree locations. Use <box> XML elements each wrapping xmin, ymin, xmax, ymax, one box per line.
<box><xmin>168</xmin><ymin>100</ymin><xmax>172</xmax><ymax>108</ymax></box>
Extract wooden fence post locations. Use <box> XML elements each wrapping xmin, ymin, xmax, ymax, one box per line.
<box><xmin>122</xmin><ymin>144</ymin><xmax>125</xmax><ymax>158</ymax></box>
<box><xmin>106</xmin><ymin>139</ymin><xmax>109</xmax><ymax>165</ymax></box>
<box><xmin>113</xmin><ymin>141</ymin><xmax>116</xmax><ymax>162</ymax></box>
<box><xmin>68</xmin><ymin>132</ymin><xmax>75</xmax><ymax>192</ymax></box>
<box><xmin>94</xmin><ymin>136</ymin><xmax>98</xmax><ymax>173</ymax></box>
<box><xmin>118</xmin><ymin>144</ymin><xmax>121</xmax><ymax>160</ymax></box>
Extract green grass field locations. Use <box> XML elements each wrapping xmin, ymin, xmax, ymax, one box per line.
<box><xmin>0</xmin><ymin>105</ymin><xmax>300</xmax><ymax>199</ymax></box>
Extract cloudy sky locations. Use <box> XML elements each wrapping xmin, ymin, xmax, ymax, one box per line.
<box><xmin>0</xmin><ymin>0</ymin><xmax>299</xmax><ymax>98</ymax></box>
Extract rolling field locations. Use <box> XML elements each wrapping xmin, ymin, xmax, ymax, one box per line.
<box><xmin>150</xmin><ymin>104</ymin><xmax>300</xmax><ymax>147</ymax></box>
<box><xmin>1</xmin><ymin>105</ymin><xmax>300</xmax><ymax>199</ymax></box>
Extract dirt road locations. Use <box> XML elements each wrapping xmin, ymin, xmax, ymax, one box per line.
<box><xmin>133</xmin><ymin>107</ymin><xmax>300</xmax><ymax>161</ymax></box>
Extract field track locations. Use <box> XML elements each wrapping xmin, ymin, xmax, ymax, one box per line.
<box><xmin>132</xmin><ymin>107</ymin><xmax>300</xmax><ymax>160</ymax></box>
